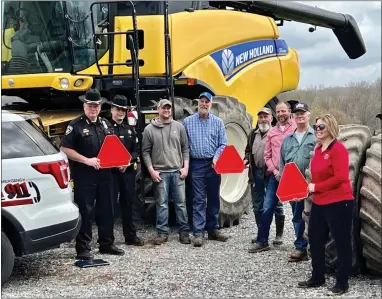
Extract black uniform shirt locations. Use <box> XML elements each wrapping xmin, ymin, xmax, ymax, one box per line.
<box><xmin>109</xmin><ymin>119</ymin><xmax>138</xmax><ymax>172</ymax></box>
<box><xmin>61</xmin><ymin>114</ymin><xmax>114</xmax><ymax>183</ymax></box>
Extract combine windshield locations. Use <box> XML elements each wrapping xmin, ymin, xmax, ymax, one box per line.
<box><xmin>1</xmin><ymin>1</ymin><xmax>109</xmax><ymax>76</ymax></box>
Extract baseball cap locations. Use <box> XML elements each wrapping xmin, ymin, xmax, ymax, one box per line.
<box><xmin>198</xmin><ymin>92</ymin><xmax>213</xmax><ymax>102</ymax></box>
<box><xmin>257</xmin><ymin>107</ymin><xmax>272</xmax><ymax>115</ymax></box>
<box><xmin>293</xmin><ymin>102</ymin><xmax>310</xmax><ymax>112</ymax></box>
<box><xmin>158</xmin><ymin>99</ymin><xmax>172</xmax><ymax>108</ymax></box>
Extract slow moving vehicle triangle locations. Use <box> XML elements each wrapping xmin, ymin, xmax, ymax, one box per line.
<box><xmin>97</xmin><ymin>135</ymin><xmax>132</xmax><ymax>168</ymax></box>
<box><xmin>276</xmin><ymin>162</ymin><xmax>309</xmax><ymax>202</ymax></box>
<box><xmin>214</xmin><ymin>145</ymin><xmax>245</xmax><ymax>174</ymax></box>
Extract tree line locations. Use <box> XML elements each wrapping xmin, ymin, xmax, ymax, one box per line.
<box><xmin>279</xmin><ymin>77</ymin><xmax>381</xmax><ymax>131</ymax></box>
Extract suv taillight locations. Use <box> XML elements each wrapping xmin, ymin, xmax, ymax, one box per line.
<box><xmin>31</xmin><ymin>160</ymin><xmax>69</xmax><ymax>189</ymax></box>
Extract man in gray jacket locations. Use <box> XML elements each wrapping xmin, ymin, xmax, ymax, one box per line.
<box><xmin>244</xmin><ymin>107</ymin><xmax>285</xmax><ymax>245</ymax></box>
<box><xmin>142</xmin><ymin>99</ymin><xmax>192</xmax><ymax>245</ymax></box>
<box><xmin>279</xmin><ymin>102</ymin><xmax>316</xmax><ymax>262</ymax></box>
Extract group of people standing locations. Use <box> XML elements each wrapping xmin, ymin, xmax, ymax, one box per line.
<box><xmin>141</xmin><ymin>92</ymin><xmax>229</xmax><ymax>247</ymax></box>
<box><xmin>60</xmin><ymin>88</ymin><xmax>355</xmax><ymax>296</ymax></box>
<box><xmin>244</xmin><ymin>101</ymin><xmax>355</xmax><ymax>295</ymax></box>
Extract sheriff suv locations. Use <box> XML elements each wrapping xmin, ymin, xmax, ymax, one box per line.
<box><xmin>1</xmin><ymin>110</ymin><xmax>81</xmax><ymax>285</ymax></box>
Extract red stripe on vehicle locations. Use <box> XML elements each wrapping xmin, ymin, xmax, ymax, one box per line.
<box><xmin>1</xmin><ymin>198</ymin><xmax>34</xmax><ymax>207</ymax></box>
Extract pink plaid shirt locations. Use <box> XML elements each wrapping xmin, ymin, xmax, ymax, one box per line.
<box><xmin>264</xmin><ymin>119</ymin><xmax>297</xmax><ymax>173</ymax></box>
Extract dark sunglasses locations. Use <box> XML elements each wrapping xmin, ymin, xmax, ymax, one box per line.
<box><xmin>313</xmin><ymin>124</ymin><xmax>326</xmax><ymax>131</ymax></box>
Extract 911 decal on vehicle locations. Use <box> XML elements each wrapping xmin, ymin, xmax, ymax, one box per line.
<box><xmin>1</xmin><ymin>179</ymin><xmax>41</xmax><ymax>207</ymax></box>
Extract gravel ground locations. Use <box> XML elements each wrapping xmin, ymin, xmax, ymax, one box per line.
<box><xmin>2</xmin><ymin>207</ymin><xmax>381</xmax><ymax>298</ymax></box>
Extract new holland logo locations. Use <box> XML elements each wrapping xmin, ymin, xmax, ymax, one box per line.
<box><xmin>221</xmin><ymin>49</ymin><xmax>234</xmax><ymax>76</ymax></box>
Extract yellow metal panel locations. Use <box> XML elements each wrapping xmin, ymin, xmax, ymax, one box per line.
<box><xmin>170</xmin><ymin>10</ymin><xmax>278</xmax><ymax>75</ymax></box>
<box><xmin>109</xmin><ymin>16</ymin><xmax>166</xmax><ymax>76</ymax></box>
<box><xmin>182</xmin><ymin>54</ymin><xmax>283</xmax><ymax>126</ymax></box>
<box><xmin>279</xmin><ymin>49</ymin><xmax>300</xmax><ymax>92</ymax></box>
<box><xmin>1</xmin><ymin>74</ymin><xmax>93</xmax><ymax>91</ymax></box>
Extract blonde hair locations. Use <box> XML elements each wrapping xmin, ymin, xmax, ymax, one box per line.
<box><xmin>315</xmin><ymin>114</ymin><xmax>340</xmax><ymax>139</ymax></box>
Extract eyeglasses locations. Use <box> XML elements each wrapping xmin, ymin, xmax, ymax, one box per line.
<box><xmin>313</xmin><ymin>124</ymin><xmax>326</xmax><ymax>131</ymax></box>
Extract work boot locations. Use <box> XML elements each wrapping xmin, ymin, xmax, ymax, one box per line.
<box><xmin>297</xmin><ymin>278</ymin><xmax>326</xmax><ymax>288</ymax></box>
<box><xmin>179</xmin><ymin>232</ymin><xmax>191</xmax><ymax>244</ymax></box>
<box><xmin>153</xmin><ymin>234</ymin><xmax>168</xmax><ymax>245</ymax></box>
<box><xmin>76</xmin><ymin>250</ymin><xmax>93</xmax><ymax>261</ymax></box>
<box><xmin>125</xmin><ymin>236</ymin><xmax>144</xmax><ymax>246</ymax></box>
<box><xmin>273</xmin><ymin>214</ymin><xmax>285</xmax><ymax>245</ymax></box>
<box><xmin>327</xmin><ymin>282</ymin><xmax>349</xmax><ymax>296</ymax></box>
<box><xmin>288</xmin><ymin>250</ymin><xmax>308</xmax><ymax>262</ymax></box>
<box><xmin>208</xmin><ymin>231</ymin><xmax>229</xmax><ymax>242</ymax></box>
<box><xmin>248</xmin><ymin>243</ymin><xmax>270</xmax><ymax>253</ymax></box>
<box><xmin>193</xmin><ymin>236</ymin><xmax>204</xmax><ymax>247</ymax></box>
<box><xmin>99</xmin><ymin>244</ymin><xmax>125</xmax><ymax>256</ymax></box>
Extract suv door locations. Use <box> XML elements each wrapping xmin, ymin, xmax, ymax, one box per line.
<box><xmin>1</xmin><ymin>119</ymin><xmax>71</xmax><ymax>231</ymax></box>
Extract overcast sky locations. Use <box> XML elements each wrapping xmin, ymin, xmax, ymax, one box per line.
<box><xmin>278</xmin><ymin>1</ymin><xmax>381</xmax><ymax>88</ymax></box>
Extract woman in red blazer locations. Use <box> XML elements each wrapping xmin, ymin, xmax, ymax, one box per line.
<box><xmin>297</xmin><ymin>114</ymin><xmax>354</xmax><ymax>296</ymax></box>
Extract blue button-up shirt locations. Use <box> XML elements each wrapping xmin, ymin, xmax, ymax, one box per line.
<box><xmin>183</xmin><ymin>112</ymin><xmax>227</xmax><ymax>160</ymax></box>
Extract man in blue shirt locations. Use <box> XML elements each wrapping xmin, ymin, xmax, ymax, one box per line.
<box><xmin>183</xmin><ymin>92</ymin><xmax>229</xmax><ymax>247</ymax></box>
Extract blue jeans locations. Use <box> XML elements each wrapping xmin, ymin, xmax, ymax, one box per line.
<box><xmin>154</xmin><ymin>171</ymin><xmax>190</xmax><ymax>235</ymax></box>
<box><xmin>189</xmin><ymin>159</ymin><xmax>221</xmax><ymax>237</ymax></box>
<box><xmin>256</xmin><ymin>174</ymin><xmax>281</xmax><ymax>245</ymax></box>
<box><xmin>252</xmin><ymin>167</ymin><xmax>284</xmax><ymax>224</ymax></box>
<box><xmin>290</xmin><ymin>200</ymin><xmax>308</xmax><ymax>251</ymax></box>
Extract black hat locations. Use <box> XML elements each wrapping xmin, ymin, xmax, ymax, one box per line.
<box><xmin>79</xmin><ymin>88</ymin><xmax>106</xmax><ymax>104</ymax></box>
<box><xmin>293</xmin><ymin>102</ymin><xmax>310</xmax><ymax>113</ymax></box>
<box><xmin>107</xmin><ymin>94</ymin><xmax>129</xmax><ymax>110</ymax></box>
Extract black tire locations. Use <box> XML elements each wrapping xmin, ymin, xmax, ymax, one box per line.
<box><xmin>1</xmin><ymin>231</ymin><xmax>14</xmax><ymax>285</ymax></box>
<box><xmin>303</xmin><ymin>125</ymin><xmax>372</xmax><ymax>274</ymax></box>
<box><xmin>171</xmin><ymin>96</ymin><xmax>253</xmax><ymax>227</ymax></box>
<box><xmin>359</xmin><ymin>133</ymin><xmax>382</xmax><ymax>276</ymax></box>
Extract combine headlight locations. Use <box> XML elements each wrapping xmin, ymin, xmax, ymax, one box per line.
<box><xmin>60</xmin><ymin>78</ymin><xmax>69</xmax><ymax>89</ymax></box>
<box><xmin>74</xmin><ymin>79</ymin><xmax>84</xmax><ymax>87</ymax></box>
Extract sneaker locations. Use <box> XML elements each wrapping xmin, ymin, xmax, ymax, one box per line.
<box><xmin>297</xmin><ymin>278</ymin><xmax>326</xmax><ymax>288</ymax></box>
<box><xmin>208</xmin><ymin>231</ymin><xmax>229</xmax><ymax>242</ymax></box>
<box><xmin>248</xmin><ymin>243</ymin><xmax>270</xmax><ymax>253</ymax></box>
<box><xmin>288</xmin><ymin>250</ymin><xmax>309</xmax><ymax>262</ymax></box>
<box><xmin>99</xmin><ymin>244</ymin><xmax>125</xmax><ymax>255</ymax></box>
<box><xmin>153</xmin><ymin>234</ymin><xmax>168</xmax><ymax>245</ymax></box>
<box><xmin>179</xmin><ymin>232</ymin><xmax>191</xmax><ymax>244</ymax></box>
<box><xmin>193</xmin><ymin>236</ymin><xmax>204</xmax><ymax>247</ymax></box>
<box><xmin>327</xmin><ymin>283</ymin><xmax>349</xmax><ymax>296</ymax></box>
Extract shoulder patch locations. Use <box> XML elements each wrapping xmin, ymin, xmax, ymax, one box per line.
<box><xmin>65</xmin><ymin>125</ymin><xmax>73</xmax><ymax>135</ymax></box>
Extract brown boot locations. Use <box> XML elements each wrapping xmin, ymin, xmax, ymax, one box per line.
<box><xmin>288</xmin><ymin>250</ymin><xmax>308</xmax><ymax>262</ymax></box>
<box><xmin>193</xmin><ymin>236</ymin><xmax>204</xmax><ymax>247</ymax></box>
<box><xmin>248</xmin><ymin>243</ymin><xmax>270</xmax><ymax>253</ymax></box>
<box><xmin>208</xmin><ymin>231</ymin><xmax>229</xmax><ymax>242</ymax></box>
<box><xmin>179</xmin><ymin>232</ymin><xmax>191</xmax><ymax>244</ymax></box>
<box><xmin>153</xmin><ymin>234</ymin><xmax>168</xmax><ymax>245</ymax></box>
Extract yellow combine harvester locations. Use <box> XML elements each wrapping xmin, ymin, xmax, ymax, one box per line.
<box><xmin>3</xmin><ymin>1</ymin><xmax>379</xmax><ymax>276</ymax></box>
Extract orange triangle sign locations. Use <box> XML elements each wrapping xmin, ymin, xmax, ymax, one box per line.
<box><xmin>214</xmin><ymin>145</ymin><xmax>245</xmax><ymax>174</ymax></box>
<box><xmin>276</xmin><ymin>162</ymin><xmax>308</xmax><ymax>202</ymax></box>
<box><xmin>97</xmin><ymin>135</ymin><xmax>132</xmax><ymax>168</ymax></box>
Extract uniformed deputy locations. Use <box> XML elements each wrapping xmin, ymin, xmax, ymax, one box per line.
<box><xmin>107</xmin><ymin>94</ymin><xmax>144</xmax><ymax>246</ymax></box>
<box><xmin>60</xmin><ymin>88</ymin><xmax>124</xmax><ymax>260</ymax></box>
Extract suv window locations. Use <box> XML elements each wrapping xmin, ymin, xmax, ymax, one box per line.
<box><xmin>2</xmin><ymin>120</ymin><xmax>58</xmax><ymax>159</ymax></box>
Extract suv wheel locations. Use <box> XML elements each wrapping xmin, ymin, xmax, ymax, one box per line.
<box><xmin>1</xmin><ymin>231</ymin><xmax>14</xmax><ymax>285</ymax></box>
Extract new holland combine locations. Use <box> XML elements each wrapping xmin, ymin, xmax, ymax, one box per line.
<box><xmin>1</xmin><ymin>1</ymin><xmax>380</xmax><ymax>276</ymax></box>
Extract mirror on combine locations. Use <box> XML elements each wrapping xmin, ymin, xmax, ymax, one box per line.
<box><xmin>1</xmin><ymin>1</ymin><xmax>109</xmax><ymax>75</ymax></box>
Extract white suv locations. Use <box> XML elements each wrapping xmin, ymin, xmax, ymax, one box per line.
<box><xmin>1</xmin><ymin>110</ymin><xmax>81</xmax><ymax>285</ymax></box>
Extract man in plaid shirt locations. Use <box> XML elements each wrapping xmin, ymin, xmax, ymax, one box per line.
<box><xmin>183</xmin><ymin>92</ymin><xmax>229</xmax><ymax>247</ymax></box>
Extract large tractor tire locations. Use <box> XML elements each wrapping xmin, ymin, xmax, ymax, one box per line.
<box><xmin>171</xmin><ymin>96</ymin><xmax>253</xmax><ymax>227</ymax></box>
<box><xmin>359</xmin><ymin>133</ymin><xmax>382</xmax><ymax>276</ymax></box>
<box><xmin>303</xmin><ymin>125</ymin><xmax>372</xmax><ymax>274</ymax></box>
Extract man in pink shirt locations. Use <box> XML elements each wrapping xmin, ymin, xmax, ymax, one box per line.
<box><xmin>249</xmin><ymin>101</ymin><xmax>297</xmax><ymax>253</ymax></box>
